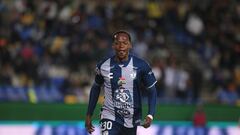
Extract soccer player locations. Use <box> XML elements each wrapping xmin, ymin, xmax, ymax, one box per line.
<box><xmin>85</xmin><ymin>30</ymin><xmax>157</xmax><ymax>135</ymax></box>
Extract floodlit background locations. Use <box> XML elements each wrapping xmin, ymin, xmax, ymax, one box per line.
<box><xmin>0</xmin><ymin>0</ymin><xmax>240</xmax><ymax>135</ymax></box>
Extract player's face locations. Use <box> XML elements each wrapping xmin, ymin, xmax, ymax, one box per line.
<box><xmin>112</xmin><ymin>33</ymin><xmax>132</xmax><ymax>61</ymax></box>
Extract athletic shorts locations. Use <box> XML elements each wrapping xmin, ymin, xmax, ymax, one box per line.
<box><xmin>100</xmin><ymin>119</ymin><xmax>137</xmax><ymax>135</ymax></box>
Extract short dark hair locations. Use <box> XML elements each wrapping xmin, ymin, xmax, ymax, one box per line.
<box><xmin>112</xmin><ymin>30</ymin><xmax>131</xmax><ymax>42</ymax></box>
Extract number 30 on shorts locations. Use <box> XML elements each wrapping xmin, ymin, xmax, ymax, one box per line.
<box><xmin>100</xmin><ymin>121</ymin><xmax>112</xmax><ymax>131</ymax></box>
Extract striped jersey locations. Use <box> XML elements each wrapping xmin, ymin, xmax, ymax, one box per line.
<box><xmin>94</xmin><ymin>55</ymin><xmax>157</xmax><ymax>128</ymax></box>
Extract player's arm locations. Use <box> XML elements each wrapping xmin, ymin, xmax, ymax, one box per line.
<box><xmin>86</xmin><ymin>83</ymin><xmax>102</xmax><ymax>116</ymax></box>
<box><xmin>143</xmin><ymin>84</ymin><xmax>157</xmax><ymax>128</ymax></box>
<box><xmin>85</xmin><ymin>65</ymin><xmax>104</xmax><ymax>134</ymax></box>
<box><xmin>85</xmin><ymin>83</ymin><xmax>101</xmax><ymax>134</ymax></box>
<box><xmin>141</xmin><ymin>62</ymin><xmax>157</xmax><ymax>128</ymax></box>
<box><xmin>147</xmin><ymin>83</ymin><xmax>157</xmax><ymax>116</ymax></box>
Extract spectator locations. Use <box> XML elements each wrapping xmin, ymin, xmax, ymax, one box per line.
<box><xmin>0</xmin><ymin>0</ymin><xmax>239</xmax><ymax>104</ymax></box>
<box><xmin>216</xmin><ymin>82</ymin><xmax>239</xmax><ymax>105</ymax></box>
<box><xmin>176</xmin><ymin>64</ymin><xmax>190</xmax><ymax>102</ymax></box>
<box><xmin>163</xmin><ymin>60</ymin><xmax>178</xmax><ymax>102</ymax></box>
<box><xmin>193</xmin><ymin>104</ymin><xmax>207</xmax><ymax>127</ymax></box>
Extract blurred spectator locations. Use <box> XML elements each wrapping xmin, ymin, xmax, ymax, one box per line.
<box><xmin>151</xmin><ymin>57</ymin><xmax>165</xmax><ymax>99</ymax></box>
<box><xmin>193</xmin><ymin>104</ymin><xmax>207</xmax><ymax>127</ymax></box>
<box><xmin>189</xmin><ymin>66</ymin><xmax>203</xmax><ymax>103</ymax></box>
<box><xmin>132</xmin><ymin>34</ymin><xmax>148</xmax><ymax>58</ymax></box>
<box><xmin>216</xmin><ymin>82</ymin><xmax>239</xmax><ymax>105</ymax></box>
<box><xmin>186</xmin><ymin>13</ymin><xmax>204</xmax><ymax>36</ymax></box>
<box><xmin>163</xmin><ymin>60</ymin><xmax>178</xmax><ymax>102</ymax></box>
<box><xmin>176</xmin><ymin>64</ymin><xmax>190</xmax><ymax>102</ymax></box>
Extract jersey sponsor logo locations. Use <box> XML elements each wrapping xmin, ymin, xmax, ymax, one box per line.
<box><xmin>117</xmin><ymin>77</ymin><xmax>126</xmax><ymax>86</ymax></box>
<box><xmin>114</xmin><ymin>101</ymin><xmax>133</xmax><ymax>109</ymax></box>
<box><xmin>114</xmin><ymin>87</ymin><xmax>133</xmax><ymax>118</ymax></box>
<box><xmin>117</xmin><ymin>109</ymin><xmax>131</xmax><ymax>117</ymax></box>
<box><xmin>114</xmin><ymin>87</ymin><xmax>132</xmax><ymax>103</ymax></box>
<box><xmin>107</xmin><ymin>73</ymin><xmax>113</xmax><ymax>79</ymax></box>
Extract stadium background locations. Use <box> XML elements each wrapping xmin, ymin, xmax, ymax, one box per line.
<box><xmin>0</xmin><ymin>0</ymin><xmax>240</xmax><ymax>135</ymax></box>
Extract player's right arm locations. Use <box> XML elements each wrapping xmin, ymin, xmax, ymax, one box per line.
<box><xmin>85</xmin><ymin>65</ymin><xmax>104</xmax><ymax>134</ymax></box>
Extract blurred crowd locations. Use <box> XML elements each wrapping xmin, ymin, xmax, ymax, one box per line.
<box><xmin>0</xmin><ymin>0</ymin><xmax>239</xmax><ymax>105</ymax></box>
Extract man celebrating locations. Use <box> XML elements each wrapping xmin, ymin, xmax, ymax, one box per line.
<box><xmin>85</xmin><ymin>30</ymin><xmax>157</xmax><ymax>135</ymax></box>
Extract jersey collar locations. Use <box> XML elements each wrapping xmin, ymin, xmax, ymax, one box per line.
<box><xmin>113</xmin><ymin>54</ymin><xmax>132</xmax><ymax>67</ymax></box>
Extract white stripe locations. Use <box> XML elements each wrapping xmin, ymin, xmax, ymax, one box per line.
<box><xmin>100</xmin><ymin>58</ymin><xmax>115</xmax><ymax>121</ymax></box>
<box><xmin>122</xmin><ymin>58</ymin><xmax>134</xmax><ymax>128</ymax></box>
<box><xmin>147</xmin><ymin>81</ymin><xmax>157</xmax><ymax>89</ymax></box>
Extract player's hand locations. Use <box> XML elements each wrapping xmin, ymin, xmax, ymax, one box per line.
<box><xmin>85</xmin><ymin>115</ymin><xmax>95</xmax><ymax>134</ymax></box>
<box><xmin>142</xmin><ymin>115</ymin><xmax>153</xmax><ymax>128</ymax></box>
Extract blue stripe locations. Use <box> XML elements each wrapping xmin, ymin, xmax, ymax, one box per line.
<box><xmin>110</xmin><ymin>58</ymin><xmax>124</xmax><ymax>125</ymax></box>
<box><xmin>132</xmin><ymin>57</ymin><xmax>142</xmax><ymax>126</ymax></box>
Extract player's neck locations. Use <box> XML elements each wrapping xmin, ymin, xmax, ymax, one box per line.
<box><xmin>115</xmin><ymin>55</ymin><xmax>129</xmax><ymax>63</ymax></box>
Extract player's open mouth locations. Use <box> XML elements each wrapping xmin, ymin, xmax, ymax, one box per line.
<box><xmin>119</xmin><ymin>50</ymin><xmax>125</xmax><ymax>53</ymax></box>
<box><xmin>118</xmin><ymin>50</ymin><xmax>126</xmax><ymax>55</ymax></box>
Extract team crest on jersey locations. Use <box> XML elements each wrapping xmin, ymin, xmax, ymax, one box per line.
<box><xmin>127</xmin><ymin>65</ymin><xmax>137</xmax><ymax>79</ymax></box>
<box><xmin>130</xmin><ymin>69</ymin><xmax>137</xmax><ymax>79</ymax></box>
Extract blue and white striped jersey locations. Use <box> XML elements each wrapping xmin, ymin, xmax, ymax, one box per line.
<box><xmin>94</xmin><ymin>55</ymin><xmax>157</xmax><ymax>128</ymax></box>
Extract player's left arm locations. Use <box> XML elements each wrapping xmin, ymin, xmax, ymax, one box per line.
<box><xmin>141</xmin><ymin>62</ymin><xmax>157</xmax><ymax>128</ymax></box>
<box><xmin>142</xmin><ymin>84</ymin><xmax>157</xmax><ymax>128</ymax></box>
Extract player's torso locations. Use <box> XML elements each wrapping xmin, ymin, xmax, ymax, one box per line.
<box><xmin>99</xmin><ymin>56</ymin><xmax>142</xmax><ymax>127</ymax></box>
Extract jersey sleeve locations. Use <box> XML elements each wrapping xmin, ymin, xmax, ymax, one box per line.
<box><xmin>142</xmin><ymin>62</ymin><xmax>157</xmax><ymax>89</ymax></box>
<box><xmin>94</xmin><ymin>64</ymin><xmax>104</xmax><ymax>85</ymax></box>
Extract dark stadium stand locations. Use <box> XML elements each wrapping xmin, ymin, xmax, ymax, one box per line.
<box><xmin>0</xmin><ymin>0</ymin><xmax>239</xmax><ymax>105</ymax></box>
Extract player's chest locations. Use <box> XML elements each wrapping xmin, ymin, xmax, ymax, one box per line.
<box><xmin>101</xmin><ymin>64</ymin><xmax>141</xmax><ymax>84</ymax></box>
